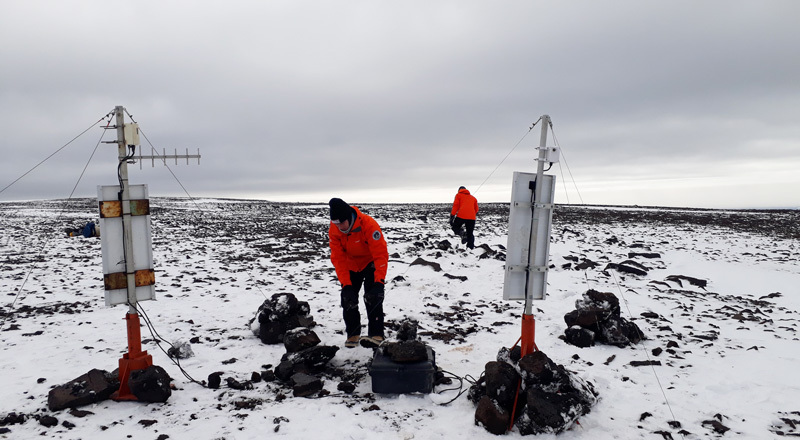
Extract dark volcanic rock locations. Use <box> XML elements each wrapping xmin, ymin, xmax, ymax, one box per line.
<box><xmin>252</xmin><ymin>293</ymin><xmax>316</xmax><ymax>344</ymax></box>
<box><xmin>38</xmin><ymin>415</ymin><xmax>58</xmax><ymax>428</ymax></box>
<box><xmin>337</xmin><ymin>381</ymin><xmax>356</xmax><ymax>393</ymax></box>
<box><xmin>518</xmin><ymin>388</ymin><xmax>586</xmax><ymax>435</ymax></box>
<box><xmin>563</xmin><ymin>289</ymin><xmax>644</xmax><ymax>348</ymax></box>
<box><xmin>475</xmin><ymin>395</ymin><xmax>509</xmax><ymax>435</ymax></box>
<box><xmin>275</xmin><ymin>361</ymin><xmax>296</xmax><ymax>382</ymax></box>
<box><xmin>484</xmin><ymin>361</ymin><xmax>520</xmax><ymax>411</ymax></box>
<box><xmin>1</xmin><ymin>412</ymin><xmax>25</xmax><ymax>426</ymax></box>
<box><xmin>409</xmin><ymin>257</ymin><xmax>442</xmax><ymax>272</ymax></box>
<box><xmin>129</xmin><ymin>365</ymin><xmax>172</xmax><ymax>403</ymax></box>
<box><xmin>291</xmin><ymin>373</ymin><xmax>322</xmax><ymax>397</ymax></box>
<box><xmin>472</xmin><ymin>350</ymin><xmax>598</xmax><ymax>436</ymax></box>
<box><xmin>604</xmin><ymin>262</ymin><xmax>648</xmax><ymax>276</ymax></box>
<box><xmin>283</xmin><ymin>327</ymin><xmax>321</xmax><ymax>353</ymax></box>
<box><xmin>226</xmin><ymin>377</ymin><xmax>254</xmax><ymax>390</ymax></box>
<box><xmin>208</xmin><ymin>372</ymin><xmax>222</xmax><ymax>389</ymax></box>
<box><xmin>276</xmin><ymin>345</ymin><xmax>339</xmax><ymax>381</ymax></box>
<box><xmin>702</xmin><ymin>419</ymin><xmax>730</xmax><ymax>434</ymax></box>
<box><xmin>384</xmin><ymin>340</ymin><xmax>428</xmax><ymax>363</ymax></box>
<box><xmin>395</xmin><ymin>319</ymin><xmax>419</xmax><ymax>341</ymax></box>
<box><xmin>564</xmin><ymin>325</ymin><xmax>595</xmax><ymax>348</ymax></box>
<box><xmin>666</xmin><ymin>274</ymin><xmax>708</xmax><ymax>289</ymax></box>
<box><xmin>518</xmin><ymin>351</ymin><xmax>559</xmax><ymax>386</ymax></box>
<box><xmin>47</xmin><ymin>369</ymin><xmax>119</xmax><ymax>411</ymax></box>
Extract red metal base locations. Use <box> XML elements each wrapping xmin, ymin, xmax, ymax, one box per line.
<box><xmin>520</xmin><ymin>313</ymin><xmax>538</xmax><ymax>357</ymax></box>
<box><xmin>509</xmin><ymin>313</ymin><xmax>539</xmax><ymax>432</ymax></box>
<box><xmin>111</xmin><ymin>312</ymin><xmax>153</xmax><ymax>401</ymax></box>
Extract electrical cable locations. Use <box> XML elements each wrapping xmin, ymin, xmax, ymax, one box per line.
<box><xmin>0</xmin><ymin>110</ymin><xmax>114</xmax><ymax>196</ymax></box>
<box><xmin>432</xmin><ymin>368</ymin><xmax>467</xmax><ymax>405</ymax></box>
<box><xmin>133</xmin><ymin>301</ymin><xmax>206</xmax><ymax>388</ymax></box>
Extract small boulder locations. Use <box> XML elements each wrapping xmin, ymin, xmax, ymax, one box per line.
<box><xmin>47</xmin><ymin>369</ymin><xmax>119</xmax><ymax>411</ymax></box>
<box><xmin>475</xmin><ymin>395</ymin><xmax>509</xmax><ymax>435</ymax></box>
<box><xmin>384</xmin><ymin>340</ymin><xmax>428</xmax><ymax>363</ymax></box>
<box><xmin>283</xmin><ymin>327</ymin><xmax>321</xmax><ymax>353</ymax></box>
<box><xmin>291</xmin><ymin>373</ymin><xmax>322</xmax><ymax>397</ymax></box>
<box><xmin>38</xmin><ymin>415</ymin><xmax>58</xmax><ymax>428</ymax></box>
<box><xmin>564</xmin><ymin>326</ymin><xmax>595</xmax><ymax>348</ymax></box>
<box><xmin>129</xmin><ymin>365</ymin><xmax>172</xmax><ymax>403</ymax></box>
<box><xmin>208</xmin><ymin>372</ymin><xmax>222</xmax><ymax>389</ymax></box>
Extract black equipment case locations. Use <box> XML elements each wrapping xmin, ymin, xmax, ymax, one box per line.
<box><xmin>368</xmin><ymin>346</ymin><xmax>436</xmax><ymax>394</ymax></box>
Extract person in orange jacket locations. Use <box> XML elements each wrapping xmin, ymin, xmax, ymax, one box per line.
<box><xmin>328</xmin><ymin>197</ymin><xmax>389</xmax><ymax>348</ymax></box>
<box><xmin>450</xmin><ymin>186</ymin><xmax>479</xmax><ymax>249</ymax></box>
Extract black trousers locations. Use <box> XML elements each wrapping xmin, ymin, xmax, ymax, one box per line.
<box><xmin>341</xmin><ymin>263</ymin><xmax>385</xmax><ymax>338</ymax></box>
<box><xmin>451</xmin><ymin>217</ymin><xmax>476</xmax><ymax>249</ymax></box>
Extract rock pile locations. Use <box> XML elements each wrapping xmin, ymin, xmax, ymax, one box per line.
<box><xmin>250</xmin><ymin>292</ymin><xmax>316</xmax><ymax>344</ymax></box>
<box><xmin>47</xmin><ymin>366</ymin><xmax>172</xmax><ymax>411</ymax></box>
<box><xmin>562</xmin><ymin>289</ymin><xmax>644</xmax><ymax>348</ymax></box>
<box><xmin>250</xmin><ymin>295</ymin><xmax>336</xmax><ymax>397</ymax></box>
<box><xmin>470</xmin><ymin>348</ymin><xmax>598</xmax><ymax>435</ymax></box>
<box><xmin>274</xmin><ymin>327</ymin><xmax>339</xmax><ymax>397</ymax></box>
<box><xmin>382</xmin><ymin>318</ymin><xmax>429</xmax><ymax>363</ymax></box>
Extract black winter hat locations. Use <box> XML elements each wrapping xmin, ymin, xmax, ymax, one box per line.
<box><xmin>329</xmin><ymin>198</ymin><xmax>354</xmax><ymax>223</ymax></box>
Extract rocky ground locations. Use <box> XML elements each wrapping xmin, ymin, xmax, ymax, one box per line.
<box><xmin>1</xmin><ymin>198</ymin><xmax>798</xmax><ymax>439</ymax></box>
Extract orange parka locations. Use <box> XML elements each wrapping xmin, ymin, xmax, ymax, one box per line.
<box><xmin>329</xmin><ymin>206</ymin><xmax>388</xmax><ymax>286</ymax></box>
<box><xmin>451</xmin><ymin>188</ymin><xmax>479</xmax><ymax>220</ymax></box>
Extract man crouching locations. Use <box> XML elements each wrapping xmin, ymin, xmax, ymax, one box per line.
<box><xmin>328</xmin><ymin>198</ymin><xmax>388</xmax><ymax>348</ymax></box>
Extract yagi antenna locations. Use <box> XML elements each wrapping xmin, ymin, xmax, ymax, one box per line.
<box><xmin>133</xmin><ymin>147</ymin><xmax>201</xmax><ymax>169</ymax></box>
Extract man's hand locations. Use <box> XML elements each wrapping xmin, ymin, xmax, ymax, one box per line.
<box><xmin>449</xmin><ymin>215</ymin><xmax>455</xmax><ymax>226</ymax></box>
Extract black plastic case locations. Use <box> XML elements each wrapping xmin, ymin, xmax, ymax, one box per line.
<box><xmin>368</xmin><ymin>346</ymin><xmax>436</xmax><ymax>394</ymax></box>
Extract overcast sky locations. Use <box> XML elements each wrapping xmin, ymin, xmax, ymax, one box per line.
<box><xmin>2</xmin><ymin>1</ymin><xmax>799</xmax><ymax>209</ymax></box>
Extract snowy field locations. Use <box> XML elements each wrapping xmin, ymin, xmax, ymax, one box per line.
<box><xmin>1</xmin><ymin>198</ymin><xmax>799</xmax><ymax>439</ymax></box>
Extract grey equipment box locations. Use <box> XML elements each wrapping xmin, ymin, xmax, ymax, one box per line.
<box><xmin>368</xmin><ymin>345</ymin><xmax>436</xmax><ymax>394</ymax></box>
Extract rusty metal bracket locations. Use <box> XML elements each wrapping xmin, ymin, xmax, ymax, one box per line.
<box><xmin>99</xmin><ymin>200</ymin><xmax>150</xmax><ymax>218</ymax></box>
<box><xmin>103</xmin><ymin>269</ymin><xmax>155</xmax><ymax>291</ymax></box>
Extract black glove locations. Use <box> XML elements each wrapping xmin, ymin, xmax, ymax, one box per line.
<box><xmin>449</xmin><ymin>215</ymin><xmax>455</xmax><ymax>226</ymax></box>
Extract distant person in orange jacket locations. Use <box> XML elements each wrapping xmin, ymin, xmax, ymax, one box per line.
<box><xmin>328</xmin><ymin>198</ymin><xmax>389</xmax><ymax>348</ymax></box>
<box><xmin>450</xmin><ymin>186</ymin><xmax>479</xmax><ymax>249</ymax></box>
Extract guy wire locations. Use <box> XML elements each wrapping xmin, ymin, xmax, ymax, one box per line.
<box><xmin>549</xmin><ymin>125</ymin><xmax>584</xmax><ymax>205</ymax></box>
<box><xmin>133</xmin><ymin>121</ymin><xmax>269</xmax><ymax>301</ymax></box>
<box><xmin>1</xmin><ymin>125</ymin><xmax>108</xmax><ymax>328</ymax></box>
<box><xmin>473</xmin><ymin>118</ymin><xmax>541</xmax><ymax>196</ymax></box>
<box><xmin>0</xmin><ymin>110</ymin><xmax>114</xmax><ymax>196</ymax></box>
<box><xmin>610</xmin><ymin>271</ymin><xmax>683</xmax><ymax>438</ymax></box>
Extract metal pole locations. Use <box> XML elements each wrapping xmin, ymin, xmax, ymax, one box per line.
<box><xmin>524</xmin><ymin>114</ymin><xmax>550</xmax><ymax>315</ymax></box>
<box><xmin>115</xmin><ymin>106</ymin><xmax>137</xmax><ymax>315</ymax></box>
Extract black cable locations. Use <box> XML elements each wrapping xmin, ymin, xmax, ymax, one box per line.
<box><xmin>433</xmin><ymin>368</ymin><xmax>481</xmax><ymax>405</ymax></box>
<box><xmin>133</xmin><ymin>301</ymin><xmax>206</xmax><ymax>388</ymax></box>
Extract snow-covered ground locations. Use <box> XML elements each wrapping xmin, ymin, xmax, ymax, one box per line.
<box><xmin>1</xmin><ymin>198</ymin><xmax>798</xmax><ymax>439</ymax></box>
